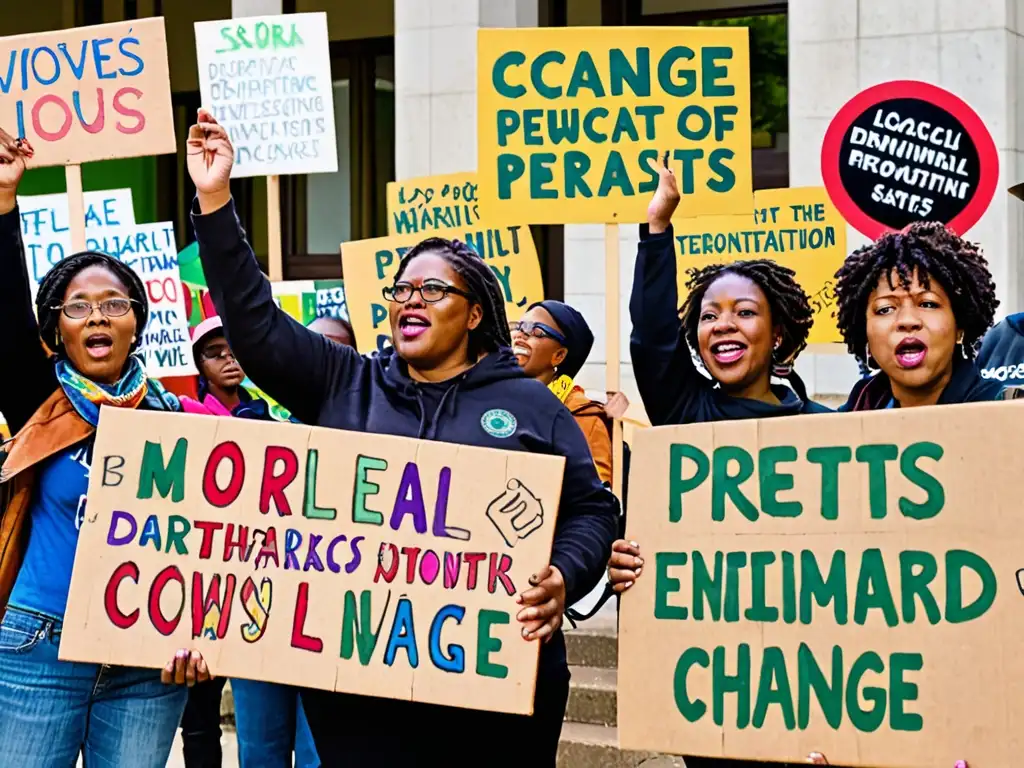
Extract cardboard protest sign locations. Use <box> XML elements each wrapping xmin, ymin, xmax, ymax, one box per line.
<box><xmin>19</xmin><ymin>189</ymin><xmax>136</xmax><ymax>287</ymax></box>
<box><xmin>343</xmin><ymin>224</ymin><xmax>544</xmax><ymax>354</ymax></box>
<box><xmin>60</xmin><ymin>409</ymin><xmax>564</xmax><ymax>714</ymax></box>
<box><xmin>822</xmin><ymin>80</ymin><xmax>998</xmax><ymax>238</ymax></box>
<box><xmin>476</xmin><ymin>27</ymin><xmax>752</xmax><ymax>224</ymax></box>
<box><xmin>387</xmin><ymin>172</ymin><xmax>481</xmax><ymax>235</ymax></box>
<box><xmin>673</xmin><ymin>187</ymin><xmax>846</xmax><ymax>345</ymax></box>
<box><xmin>270</xmin><ymin>279</ymin><xmax>348</xmax><ymax>324</ymax></box>
<box><xmin>618</xmin><ymin>403</ymin><xmax>1024</xmax><ymax>766</ymax></box>
<box><xmin>0</xmin><ymin>19</ymin><xmax>174</xmax><ymax>167</ymax></box>
<box><xmin>195</xmin><ymin>13</ymin><xmax>338</xmax><ymax>178</ymax></box>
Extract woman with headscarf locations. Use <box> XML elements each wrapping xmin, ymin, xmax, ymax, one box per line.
<box><xmin>511</xmin><ymin>300</ymin><xmax>614</xmax><ymax>484</ymax></box>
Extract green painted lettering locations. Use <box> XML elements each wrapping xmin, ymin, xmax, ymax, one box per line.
<box><xmin>899</xmin><ymin>551</ymin><xmax>940</xmax><ymax>624</ymax></box>
<box><xmin>712</xmin><ymin>446</ymin><xmax>757</xmax><ymax>521</ymax></box>
<box><xmin>137</xmin><ymin>438</ymin><xmax>187</xmax><ymax>503</ymax></box>
<box><xmin>673</xmin><ymin>647</ymin><xmax>709</xmax><ymax>722</ymax></box>
<box><xmin>889</xmin><ymin>653</ymin><xmax>924</xmax><ymax>731</ymax></box>
<box><xmin>800</xmin><ymin>550</ymin><xmax>848</xmax><ymax>625</ymax></box>
<box><xmin>724</xmin><ymin>552</ymin><xmax>747</xmax><ymax>622</ymax></box>
<box><xmin>476</xmin><ymin>609</ymin><xmax>509</xmax><ymax>679</ymax></box>
<box><xmin>797</xmin><ymin>643</ymin><xmax>843</xmax><ymax>729</ymax></box>
<box><xmin>529</xmin><ymin>153</ymin><xmax>558</xmax><ymax>199</ymax></box>
<box><xmin>899</xmin><ymin>441</ymin><xmax>944</xmax><ymax>519</ymax></box>
<box><xmin>691</xmin><ymin>551</ymin><xmax>722</xmax><ymax>621</ymax></box>
<box><xmin>752</xmin><ymin>646</ymin><xmax>795</xmax><ymax>730</ymax></box>
<box><xmin>713</xmin><ymin>644</ymin><xmax>750</xmax><ymax>728</ymax></box>
<box><xmin>657</xmin><ymin>46</ymin><xmax>696</xmax><ymax>97</ymax></box>
<box><xmin>609</xmin><ymin>47</ymin><xmax>651</xmax><ymax>97</ymax></box>
<box><xmin>806</xmin><ymin>446</ymin><xmax>852</xmax><ymax>520</ymax></box>
<box><xmin>669</xmin><ymin>444</ymin><xmax>710</xmax><ymax>523</ymax></box>
<box><xmin>855</xmin><ymin>444</ymin><xmax>898</xmax><ymax>519</ymax></box>
<box><xmin>846</xmin><ymin>651</ymin><xmax>886</xmax><ymax>732</ymax></box>
<box><xmin>701</xmin><ymin>46</ymin><xmax>734</xmax><ymax>96</ymax></box>
<box><xmin>340</xmin><ymin>590</ymin><xmax>379</xmax><ymax>665</ymax></box>
<box><xmin>854</xmin><ymin>549</ymin><xmax>899</xmax><ymax>627</ymax></box>
<box><xmin>759</xmin><ymin>446</ymin><xmax>801</xmax><ymax>518</ymax></box>
<box><xmin>655</xmin><ymin>552</ymin><xmax>688</xmax><ymax>620</ymax></box>
<box><xmin>746</xmin><ymin>551</ymin><xmax>778</xmax><ymax>621</ymax></box>
<box><xmin>352</xmin><ymin>455</ymin><xmax>387</xmax><ymax>525</ymax></box>
<box><xmin>304</xmin><ymin>449</ymin><xmax>337</xmax><ymax>520</ymax></box>
<box><xmin>945</xmin><ymin>550</ymin><xmax>997</xmax><ymax>623</ymax></box>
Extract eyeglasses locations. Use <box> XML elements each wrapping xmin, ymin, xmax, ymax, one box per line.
<box><xmin>52</xmin><ymin>298</ymin><xmax>138</xmax><ymax>320</ymax></box>
<box><xmin>201</xmin><ymin>345</ymin><xmax>236</xmax><ymax>362</ymax></box>
<box><xmin>382</xmin><ymin>282</ymin><xmax>476</xmax><ymax>304</ymax></box>
<box><xmin>509</xmin><ymin>320</ymin><xmax>567</xmax><ymax>344</ymax></box>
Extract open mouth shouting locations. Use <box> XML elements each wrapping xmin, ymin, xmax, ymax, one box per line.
<box><xmin>894</xmin><ymin>337</ymin><xmax>928</xmax><ymax>368</ymax></box>
<box><xmin>710</xmin><ymin>340</ymin><xmax>747</xmax><ymax>365</ymax></box>
<box><xmin>84</xmin><ymin>332</ymin><xmax>115</xmax><ymax>360</ymax></box>
<box><xmin>398</xmin><ymin>311</ymin><xmax>431</xmax><ymax>340</ymax></box>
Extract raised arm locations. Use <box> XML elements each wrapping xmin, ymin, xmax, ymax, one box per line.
<box><xmin>0</xmin><ymin>134</ymin><xmax>55</xmax><ymax>435</ymax></box>
<box><xmin>629</xmin><ymin>157</ymin><xmax>708</xmax><ymax>426</ymax></box>
<box><xmin>187</xmin><ymin>110</ymin><xmax>358</xmax><ymax>425</ymax></box>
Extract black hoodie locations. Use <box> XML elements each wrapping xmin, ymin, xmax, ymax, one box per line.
<box><xmin>840</xmin><ymin>356</ymin><xmax>1006</xmax><ymax>410</ymax></box>
<box><xmin>630</xmin><ymin>225</ymin><xmax>831</xmax><ymax>425</ymax></box>
<box><xmin>192</xmin><ymin>200</ymin><xmax>619</xmax><ymax>674</ymax></box>
<box><xmin>976</xmin><ymin>313</ymin><xmax>1024</xmax><ymax>386</ymax></box>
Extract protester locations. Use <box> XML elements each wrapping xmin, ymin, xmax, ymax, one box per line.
<box><xmin>177</xmin><ymin>315</ymin><xmax>316</xmax><ymax>767</ymax></box>
<box><xmin>610</xmin><ymin>157</ymin><xmax>828</xmax><ymax>592</ymax></box>
<box><xmin>186</xmin><ymin>108</ymin><xmax>618</xmax><ymax>766</ymax></box>
<box><xmin>307</xmin><ymin>314</ymin><xmax>356</xmax><ymax>347</ymax></box>
<box><xmin>833</xmin><ymin>222</ymin><xmax>1018</xmax><ymax>409</ymax></box>
<box><xmin>0</xmin><ymin>130</ymin><xmax>208</xmax><ymax>767</ymax></box>
<box><xmin>512</xmin><ymin>301</ymin><xmax>614</xmax><ymax>484</ymax></box>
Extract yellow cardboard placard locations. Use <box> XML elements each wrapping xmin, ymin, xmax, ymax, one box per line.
<box><xmin>0</xmin><ymin>19</ymin><xmax>175</xmax><ymax>167</ymax></box>
<box><xmin>477</xmin><ymin>27</ymin><xmax>752</xmax><ymax>225</ymax></box>
<box><xmin>61</xmin><ymin>409</ymin><xmax>565</xmax><ymax>715</ymax></box>
<box><xmin>618</xmin><ymin>403</ymin><xmax>1024</xmax><ymax>766</ymax></box>
<box><xmin>674</xmin><ymin>187</ymin><xmax>846</xmax><ymax>345</ymax></box>
<box><xmin>387</xmin><ymin>172</ymin><xmax>482</xmax><ymax>235</ymax></box>
<box><xmin>343</xmin><ymin>223</ymin><xmax>545</xmax><ymax>354</ymax></box>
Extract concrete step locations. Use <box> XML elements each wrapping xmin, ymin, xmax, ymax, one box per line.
<box><xmin>566</xmin><ymin>665</ymin><xmax>617</xmax><ymax>726</ymax></box>
<box><xmin>556</xmin><ymin>722</ymin><xmax>672</xmax><ymax>768</ymax></box>
<box><xmin>565</xmin><ymin>626</ymin><xmax>618</xmax><ymax>669</ymax></box>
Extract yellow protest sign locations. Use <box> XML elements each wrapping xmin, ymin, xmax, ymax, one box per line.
<box><xmin>674</xmin><ymin>187</ymin><xmax>846</xmax><ymax>345</ymax></box>
<box><xmin>387</xmin><ymin>172</ymin><xmax>481</xmax><ymax>235</ymax></box>
<box><xmin>343</xmin><ymin>224</ymin><xmax>545</xmax><ymax>354</ymax></box>
<box><xmin>477</xmin><ymin>27</ymin><xmax>752</xmax><ymax>225</ymax></box>
<box><xmin>0</xmin><ymin>19</ymin><xmax>175</xmax><ymax>167</ymax></box>
<box><xmin>60</xmin><ymin>409</ymin><xmax>564</xmax><ymax>714</ymax></box>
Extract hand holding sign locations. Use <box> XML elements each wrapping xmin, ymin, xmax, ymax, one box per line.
<box><xmin>646</xmin><ymin>153</ymin><xmax>680</xmax><ymax>234</ymax></box>
<box><xmin>516</xmin><ymin>565</ymin><xmax>566</xmax><ymax>643</ymax></box>
<box><xmin>161</xmin><ymin>648</ymin><xmax>213</xmax><ymax>688</ymax></box>
<box><xmin>187</xmin><ymin>109</ymin><xmax>234</xmax><ymax>213</ymax></box>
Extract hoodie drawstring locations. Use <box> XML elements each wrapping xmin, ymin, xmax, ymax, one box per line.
<box><xmin>424</xmin><ymin>379</ymin><xmax>463</xmax><ymax>440</ymax></box>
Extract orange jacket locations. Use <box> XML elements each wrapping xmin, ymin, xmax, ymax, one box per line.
<box><xmin>564</xmin><ymin>387</ymin><xmax>612</xmax><ymax>485</ymax></box>
<box><xmin>0</xmin><ymin>390</ymin><xmax>93</xmax><ymax>614</ymax></box>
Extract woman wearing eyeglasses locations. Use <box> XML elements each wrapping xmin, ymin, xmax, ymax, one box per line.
<box><xmin>187</xmin><ymin>109</ymin><xmax>617</xmax><ymax>766</ymax></box>
<box><xmin>511</xmin><ymin>301</ymin><xmax>614</xmax><ymax>484</ymax></box>
<box><xmin>0</xmin><ymin>131</ymin><xmax>209</xmax><ymax>766</ymax></box>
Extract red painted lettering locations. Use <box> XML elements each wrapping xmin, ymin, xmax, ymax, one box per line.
<box><xmin>104</xmin><ymin>561</ymin><xmax>140</xmax><ymax>629</ymax></box>
<box><xmin>194</xmin><ymin>520</ymin><xmax>223</xmax><ymax>560</ymax></box>
<box><xmin>259</xmin><ymin>446</ymin><xmax>298</xmax><ymax>516</ymax></box>
<box><xmin>488</xmin><ymin>553</ymin><xmax>516</xmax><ymax>596</ymax></box>
<box><xmin>113</xmin><ymin>86</ymin><xmax>145</xmax><ymax>134</ymax></box>
<box><xmin>32</xmin><ymin>94</ymin><xmax>72</xmax><ymax>142</ymax></box>
<box><xmin>290</xmin><ymin>582</ymin><xmax>323</xmax><ymax>653</ymax></box>
<box><xmin>464</xmin><ymin>552</ymin><xmax>486</xmax><ymax>591</ymax></box>
<box><xmin>191</xmin><ymin>572</ymin><xmax>237</xmax><ymax>640</ymax></box>
<box><xmin>148</xmin><ymin>565</ymin><xmax>185</xmax><ymax>636</ymax></box>
<box><xmin>203</xmin><ymin>441</ymin><xmax>246</xmax><ymax>507</ymax></box>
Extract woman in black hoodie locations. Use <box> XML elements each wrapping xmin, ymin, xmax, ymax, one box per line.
<box><xmin>834</xmin><ymin>223</ymin><xmax>1014</xmax><ymax>410</ymax></box>
<box><xmin>609</xmin><ymin>158</ymin><xmax>829</xmax><ymax>596</ymax></box>
<box><xmin>186</xmin><ymin>110</ymin><xmax>617</xmax><ymax>766</ymax></box>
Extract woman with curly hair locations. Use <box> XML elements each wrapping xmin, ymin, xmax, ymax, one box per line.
<box><xmin>834</xmin><ymin>223</ymin><xmax>1011</xmax><ymax>410</ymax></box>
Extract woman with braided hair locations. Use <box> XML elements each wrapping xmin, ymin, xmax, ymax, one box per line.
<box><xmin>187</xmin><ymin>109</ymin><xmax>617</xmax><ymax>765</ymax></box>
<box><xmin>0</xmin><ymin>129</ymin><xmax>210</xmax><ymax>766</ymax></box>
<box><xmin>834</xmin><ymin>223</ymin><xmax>1012</xmax><ymax>410</ymax></box>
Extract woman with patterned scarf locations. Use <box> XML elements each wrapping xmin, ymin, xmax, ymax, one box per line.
<box><xmin>511</xmin><ymin>300</ymin><xmax>618</xmax><ymax>484</ymax></box>
<box><xmin>0</xmin><ymin>131</ymin><xmax>208</xmax><ymax>766</ymax></box>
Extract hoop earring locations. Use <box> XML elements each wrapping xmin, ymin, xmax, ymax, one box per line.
<box><xmin>864</xmin><ymin>342</ymin><xmax>878</xmax><ymax>370</ymax></box>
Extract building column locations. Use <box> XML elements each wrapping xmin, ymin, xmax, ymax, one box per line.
<box><xmin>394</xmin><ymin>0</ymin><xmax>538</xmax><ymax>180</ymax></box>
<box><xmin>788</xmin><ymin>0</ymin><xmax>1024</xmax><ymax>397</ymax></box>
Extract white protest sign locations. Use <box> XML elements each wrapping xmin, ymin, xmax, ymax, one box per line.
<box><xmin>19</xmin><ymin>189</ymin><xmax>136</xmax><ymax>287</ymax></box>
<box><xmin>195</xmin><ymin>12</ymin><xmax>338</xmax><ymax>178</ymax></box>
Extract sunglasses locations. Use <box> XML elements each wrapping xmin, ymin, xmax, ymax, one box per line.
<box><xmin>509</xmin><ymin>320</ymin><xmax>567</xmax><ymax>344</ymax></box>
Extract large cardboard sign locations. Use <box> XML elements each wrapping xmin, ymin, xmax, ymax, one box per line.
<box><xmin>19</xmin><ymin>189</ymin><xmax>136</xmax><ymax>286</ymax></box>
<box><xmin>342</xmin><ymin>224</ymin><xmax>545</xmax><ymax>355</ymax></box>
<box><xmin>477</xmin><ymin>27</ymin><xmax>752</xmax><ymax>224</ymax></box>
<box><xmin>674</xmin><ymin>187</ymin><xmax>846</xmax><ymax>345</ymax></box>
<box><xmin>195</xmin><ymin>13</ymin><xmax>338</xmax><ymax>178</ymax></box>
<box><xmin>0</xmin><ymin>19</ymin><xmax>174</xmax><ymax>167</ymax></box>
<box><xmin>618</xmin><ymin>403</ymin><xmax>1024</xmax><ymax>766</ymax></box>
<box><xmin>387</xmin><ymin>172</ymin><xmax>482</xmax><ymax>235</ymax></box>
<box><xmin>61</xmin><ymin>409</ymin><xmax>564</xmax><ymax>714</ymax></box>
<box><xmin>822</xmin><ymin>80</ymin><xmax>998</xmax><ymax>238</ymax></box>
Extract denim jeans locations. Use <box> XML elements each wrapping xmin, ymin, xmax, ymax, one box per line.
<box><xmin>0</xmin><ymin>605</ymin><xmax>187</xmax><ymax>767</ymax></box>
<box><xmin>232</xmin><ymin>678</ymin><xmax>319</xmax><ymax>767</ymax></box>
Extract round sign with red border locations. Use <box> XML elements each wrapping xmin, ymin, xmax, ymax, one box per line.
<box><xmin>821</xmin><ymin>80</ymin><xmax>998</xmax><ymax>239</ymax></box>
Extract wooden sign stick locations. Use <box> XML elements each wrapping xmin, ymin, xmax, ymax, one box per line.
<box><xmin>267</xmin><ymin>174</ymin><xmax>283</xmax><ymax>282</ymax></box>
<box><xmin>605</xmin><ymin>223</ymin><xmax>624</xmax><ymax>498</ymax></box>
<box><xmin>65</xmin><ymin>165</ymin><xmax>86</xmax><ymax>253</ymax></box>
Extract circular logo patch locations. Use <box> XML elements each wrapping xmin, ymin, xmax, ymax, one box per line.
<box><xmin>821</xmin><ymin>80</ymin><xmax>998</xmax><ymax>239</ymax></box>
<box><xmin>481</xmin><ymin>409</ymin><xmax>517</xmax><ymax>439</ymax></box>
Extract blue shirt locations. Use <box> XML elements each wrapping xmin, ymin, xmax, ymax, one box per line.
<box><xmin>9</xmin><ymin>438</ymin><xmax>93</xmax><ymax>619</ymax></box>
